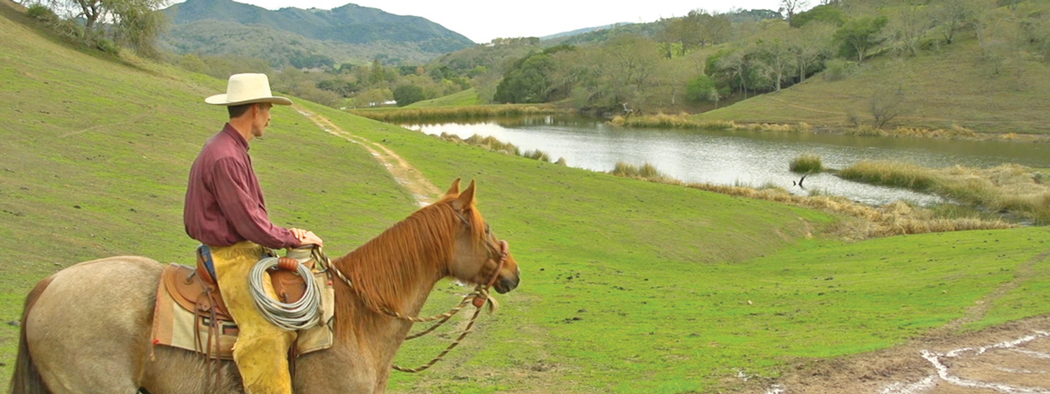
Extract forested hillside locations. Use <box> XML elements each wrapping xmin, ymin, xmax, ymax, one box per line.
<box><xmin>162</xmin><ymin>0</ymin><xmax>473</xmax><ymax>67</ymax></box>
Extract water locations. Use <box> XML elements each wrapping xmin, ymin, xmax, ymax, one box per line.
<box><xmin>405</xmin><ymin>116</ymin><xmax>1050</xmax><ymax>206</ymax></box>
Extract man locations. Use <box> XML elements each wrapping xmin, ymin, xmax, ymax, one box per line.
<box><xmin>184</xmin><ymin>73</ymin><xmax>322</xmax><ymax>394</ymax></box>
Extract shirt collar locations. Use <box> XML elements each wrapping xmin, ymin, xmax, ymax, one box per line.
<box><xmin>222</xmin><ymin>123</ymin><xmax>250</xmax><ymax>152</ymax></box>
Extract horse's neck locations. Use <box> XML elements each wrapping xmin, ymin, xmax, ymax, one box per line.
<box><xmin>328</xmin><ymin>223</ymin><xmax>450</xmax><ymax>375</ymax></box>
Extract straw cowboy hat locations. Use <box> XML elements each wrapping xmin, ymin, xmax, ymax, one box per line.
<box><xmin>205</xmin><ymin>73</ymin><xmax>293</xmax><ymax>106</ymax></box>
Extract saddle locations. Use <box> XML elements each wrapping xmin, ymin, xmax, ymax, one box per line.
<box><xmin>151</xmin><ymin>246</ymin><xmax>335</xmax><ymax>361</ymax></box>
<box><xmin>165</xmin><ymin>246</ymin><xmax>315</xmax><ymax>322</ymax></box>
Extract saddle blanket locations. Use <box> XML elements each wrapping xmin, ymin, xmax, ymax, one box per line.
<box><xmin>151</xmin><ymin>264</ymin><xmax>336</xmax><ymax>360</ymax></box>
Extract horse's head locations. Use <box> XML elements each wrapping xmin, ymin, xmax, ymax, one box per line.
<box><xmin>443</xmin><ymin>179</ymin><xmax>520</xmax><ymax>294</ymax></box>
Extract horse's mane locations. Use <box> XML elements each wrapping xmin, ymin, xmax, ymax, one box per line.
<box><xmin>331</xmin><ymin>192</ymin><xmax>486</xmax><ymax>316</ymax></box>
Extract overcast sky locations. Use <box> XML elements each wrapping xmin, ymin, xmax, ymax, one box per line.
<box><xmin>213</xmin><ymin>0</ymin><xmax>793</xmax><ymax>43</ymax></box>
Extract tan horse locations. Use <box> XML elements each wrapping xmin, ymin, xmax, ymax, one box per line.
<box><xmin>10</xmin><ymin>179</ymin><xmax>520</xmax><ymax>394</ymax></box>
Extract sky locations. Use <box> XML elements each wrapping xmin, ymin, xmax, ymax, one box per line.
<box><xmin>213</xmin><ymin>0</ymin><xmax>791</xmax><ymax>43</ymax></box>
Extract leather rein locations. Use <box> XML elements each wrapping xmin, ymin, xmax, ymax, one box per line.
<box><xmin>324</xmin><ymin>235</ymin><xmax>510</xmax><ymax>373</ymax></box>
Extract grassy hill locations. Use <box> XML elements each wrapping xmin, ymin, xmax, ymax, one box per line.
<box><xmin>697</xmin><ymin>26</ymin><xmax>1050</xmax><ymax>135</ymax></box>
<box><xmin>404</xmin><ymin>88</ymin><xmax>480</xmax><ymax>108</ymax></box>
<box><xmin>3</xmin><ymin>2</ymin><xmax>1050</xmax><ymax>393</ymax></box>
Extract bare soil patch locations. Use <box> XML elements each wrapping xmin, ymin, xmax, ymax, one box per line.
<box><xmin>743</xmin><ymin>248</ymin><xmax>1050</xmax><ymax>394</ymax></box>
<box><xmin>743</xmin><ymin>315</ymin><xmax>1050</xmax><ymax>394</ymax></box>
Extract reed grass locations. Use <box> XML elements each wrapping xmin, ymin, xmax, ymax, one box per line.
<box><xmin>605</xmin><ymin>161</ymin><xmax>1015</xmax><ymax>239</ymax></box>
<box><xmin>609</xmin><ymin>113</ymin><xmax>812</xmax><ymax>133</ymax></box>
<box><xmin>846</xmin><ymin>125</ymin><xmax>979</xmax><ymax>139</ymax></box>
<box><xmin>437</xmin><ymin>132</ymin><xmax>556</xmax><ymax>163</ymax></box>
<box><xmin>350</xmin><ymin>104</ymin><xmax>565</xmax><ymax>122</ymax></box>
<box><xmin>522</xmin><ymin>149</ymin><xmax>551</xmax><ymax>162</ymax></box>
<box><xmin>839</xmin><ymin>161</ymin><xmax>1050</xmax><ymax>224</ymax></box>
<box><xmin>789</xmin><ymin>154</ymin><xmax>824</xmax><ymax>174</ymax></box>
<box><xmin>610</xmin><ymin>161</ymin><xmax>681</xmax><ymax>184</ymax></box>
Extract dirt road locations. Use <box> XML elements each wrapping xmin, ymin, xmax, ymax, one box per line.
<box><xmin>295</xmin><ymin>107</ymin><xmax>441</xmax><ymax>207</ymax></box>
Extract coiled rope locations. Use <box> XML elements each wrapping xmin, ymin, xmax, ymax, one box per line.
<box><xmin>249</xmin><ymin>257</ymin><xmax>322</xmax><ymax>331</ymax></box>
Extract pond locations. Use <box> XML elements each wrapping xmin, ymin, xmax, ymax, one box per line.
<box><xmin>405</xmin><ymin>116</ymin><xmax>1050</xmax><ymax>206</ymax></box>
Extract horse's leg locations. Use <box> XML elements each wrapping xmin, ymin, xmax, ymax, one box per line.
<box><xmin>25</xmin><ymin>257</ymin><xmax>162</xmax><ymax>393</ymax></box>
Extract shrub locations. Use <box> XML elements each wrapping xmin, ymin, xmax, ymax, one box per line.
<box><xmin>686</xmin><ymin>75</ymin><xmax>722</xmax><ymax>103</ymax></box>
<box><xmin>823</xmin><ymin>59</ymin><xmax>857</xmax><ymax>81</ymax></box>
<box><xmin>96</xmin><ymin>38</ymin><xmax>120</xmax><ymax>55</ymax></box>
<box><xmin>26</xmin><ymin>4</ymin><xmax>57</xmax><ymax>22</ymax></box>
<box><xmin>522</xmin><ymin>149</ymin><xmax>551</xmax><ymax>162</ymax></box>
<box><xmin>789</xmin><ymin>154</ymin><xmax>824</xmax><ymax>174</ymax></box>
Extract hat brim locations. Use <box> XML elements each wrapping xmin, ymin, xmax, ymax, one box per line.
<box><xmin>205</xmin><ymin>94</ymin><xmax>293</xmax><ymax>106</ymax></box>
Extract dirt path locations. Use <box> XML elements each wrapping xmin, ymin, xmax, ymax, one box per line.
<box><xmin>750</xmin><ymin>250</ymin><xmax>1050</xmax><ymax>394</ymax></box>
<box><xmin>294</xmin><ymin>107</ymin><xmax>442</xmax><ymax>206</ymax></box>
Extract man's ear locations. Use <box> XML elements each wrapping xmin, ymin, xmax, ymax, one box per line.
<box><xmin>453</xmin><ymin>180</ymin><xmax>476</xmax><ymax>211</ymax></box>
<box><xmin>445</xmin><ymin>178</ymin><xmax>462</xmax><ymax>197</ymax></box>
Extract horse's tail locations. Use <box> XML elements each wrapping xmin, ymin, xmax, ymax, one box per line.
<box><xmin>9</xmin><ymin>275</ymin><xmax>55</xmax><ymax>394</ymax></box>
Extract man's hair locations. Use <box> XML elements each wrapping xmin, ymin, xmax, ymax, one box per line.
<box><xmin>228</xmin><ymin>103</ymin><xmax>254</xmax><ymax>119</ymax></box>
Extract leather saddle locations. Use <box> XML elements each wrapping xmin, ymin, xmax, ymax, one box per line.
<box><xmin>163</xmin><ymin>246</ymin><xmax>315</xmax><ymax>323</ymax></box>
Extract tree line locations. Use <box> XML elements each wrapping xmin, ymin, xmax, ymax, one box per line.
<box><xmin>19</xmin><ymin>0</ymin><xmax>1050</xmax><ymax>113</ymax></box>
<box><xmin>485</xmin><ymin>0</ymin><xmax>1050</xmax><ymax>116</ymax></box>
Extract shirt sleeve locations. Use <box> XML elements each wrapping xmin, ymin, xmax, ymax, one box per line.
<box><xmin>211</xmin><ymin>157</ymin><xmax>301</xmax><ymax>249</ymax></box>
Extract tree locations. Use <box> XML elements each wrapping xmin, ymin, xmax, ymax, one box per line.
<box><xmin>869</xmin><ymin>85</ymin><xmax>908</xmax><ymax>129</ymax></box>
<box><xmin>887</xmin><ymin>2</ymin><xmax>933</xmax><ymax>57</ymax></box>
<box><xmin>834</xmin><ymin>16</ymin><xmax>889</xmax><ymax>62</ymax></box>
<box><xmin>931</xmin><ymin>0</ymin><xmax>989</xmax><ymax>45</ymax></box>
<box><xmin>493</xmin><ymin>53</ymin><xmax>555</xmax><ymax>103</ymax></box>
<box><xmin>686</xmin><ymin>75</ymin><xmax>721</xmax><ymax>103</ymax></box>
<box><xmin>666</xmin><ymin>10</ymin><xmax>731</xmax><ymax>53</ymax></box>
<box><xmin>779</xmin><ymin>0</ymin><xmax>810</xmax><ymax>22</ymax></box>
<box><xmin>793</xmin><ymin>22</ymin><xmax>836</xmax><ymax>82</ymax></box>
<box><xmin>755</xmin><ymin>22</ymin><xmax>796</xmax><ymax>91</ymax></box>
<box><xmin>790</xmin><ymin>3</ymin><xmax>846</xmax><ymax>28</ymax></box>
<box><xmin>393</xmin><ymin>85</ymin><xmax>426</xmax><ymax>107</ymax></box>
<box><xmin>47</xmin><ymin>0</ymin><xmax>169</xmax><ymax>56</ymax></box>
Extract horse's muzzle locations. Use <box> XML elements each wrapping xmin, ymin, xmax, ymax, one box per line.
<box><xmin>495</xmin><ymin>275</ymin><xmax>519</xmax><ymax>294</ymax></box>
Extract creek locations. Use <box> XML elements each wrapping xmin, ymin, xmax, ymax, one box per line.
<box><xmin>405</xmin><ymin>116</ymin><xmax>1050</xmax><ymax>206</ymax></box>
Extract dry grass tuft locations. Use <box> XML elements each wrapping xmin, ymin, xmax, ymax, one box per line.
<box><xmin>437</xmin><ymin>132</ymin><xmax>555</xmax><ymax>163</ymax></box>
<box><xmin>606</xmin><ymin>162</ymin><xmax>1016</xmax><ymax>239</ymax></box>
<box><xmin>839</xmin><ymin>162</ymin><xmax>1050</xmax><ymax>224</ymax></box>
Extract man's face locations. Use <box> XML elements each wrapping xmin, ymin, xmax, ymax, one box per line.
<box><xmin>251</xmin><ymin>103</ymin><xmax>273</xmax><ymax>137</ymax></box>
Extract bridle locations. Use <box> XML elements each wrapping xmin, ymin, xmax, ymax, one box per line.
<box><xmin>323</xmin><ymin>213</ymin><xmax>512</xmax><ymax>372</ymax></box>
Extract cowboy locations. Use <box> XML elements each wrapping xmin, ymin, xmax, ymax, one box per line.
<box><xmin>184</xmin><ymin>73</ymin><xmax>322</xmax><ymax>394</ymax></box>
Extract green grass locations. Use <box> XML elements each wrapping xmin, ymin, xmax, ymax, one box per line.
<box><xmin>297</xmin><ymin>100</ymin><xmax>1050</xmax><ymax>393</ymax></box>
<box><xmin>404</xmin><ymin>88</ymin><xmax>480</xmax><ymax>108</ymax></box>
<box><xmin>695</xmin><ymin>39</ymin><xmax>1050</xmax><ymax>135</ymax></box>
<box><xmin>3</xmin><ymin>4</ymin><xmax>1050</xmax><ymax>393</ymax></box>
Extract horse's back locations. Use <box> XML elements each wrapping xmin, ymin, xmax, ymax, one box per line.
<box><xmin>25</xmin><ymin>256</ymin><xmax>164</xmax><ymax>393</ymax></box>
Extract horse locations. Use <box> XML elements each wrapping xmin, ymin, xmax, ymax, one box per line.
<box><xmin>10</xmin><ymin>179</ymin><xmax>520</xmax><ymax>394</ymax></box>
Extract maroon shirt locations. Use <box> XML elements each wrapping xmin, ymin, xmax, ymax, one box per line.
<box><xmin>184</xmin><ymin>123</ymin><xmax>300</xmax><ymax>249</ymax></box>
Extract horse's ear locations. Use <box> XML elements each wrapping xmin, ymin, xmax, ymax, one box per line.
<box><xmin>453</xmin><ymin>179</ymin><xmax>476</xmax><ymax>211</ymax></box>
<box><xmin>445</xmin><ymin>178</ymin><xmax>462</xmax><ymax>197</ymax></box>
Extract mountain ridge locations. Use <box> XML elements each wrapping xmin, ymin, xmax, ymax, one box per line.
<box><xmin>162</xmin><ymin>0</ymin><xmax>475</xmax><ymax>65</ymax></box>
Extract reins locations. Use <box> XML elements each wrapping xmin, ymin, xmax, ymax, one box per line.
<box><xmin>323</xmin><ymin>238</ymin><xmax>509</xmax><ymax>373</ymax></box>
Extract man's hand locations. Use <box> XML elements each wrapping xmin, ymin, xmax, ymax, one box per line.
<box><xmin>290</xmin><ymin>228</ymin><xmax>323</xmax><ymax>247</ymax></box>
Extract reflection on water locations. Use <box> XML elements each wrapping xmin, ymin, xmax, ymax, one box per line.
<box><xmin>405</xmin><ymin>116</ymin><xmax>1050</xmax><ymax>206</ymax></box>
